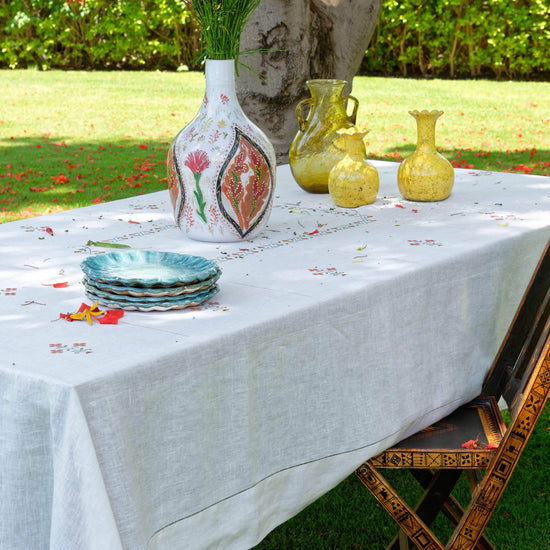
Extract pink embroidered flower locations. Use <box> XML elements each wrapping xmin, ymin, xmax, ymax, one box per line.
<box><xmin>184</xmin><ymin>151</ymin><xmax>210</xmax><ymax>223</ymax></box>
<box><xmin>184</xmin><ymin>150</ymin><xmax>210</xmax><ymax>175</ymax></box>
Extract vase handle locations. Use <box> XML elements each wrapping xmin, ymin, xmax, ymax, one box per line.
<box><xmin>345</xmin><ymin>95</ymin><xmax>359</xmax><ymax>124</ymax></box>
<box><xmin>296</xmin><ymin>98</ymin><xmax>314</xmax><ymax>132</ymax></box>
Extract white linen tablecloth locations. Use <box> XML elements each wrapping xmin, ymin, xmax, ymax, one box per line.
<box><xmin>1</xmin><ymin>162</ymin><xmax>549</xmax><ymax>550</ymax></box>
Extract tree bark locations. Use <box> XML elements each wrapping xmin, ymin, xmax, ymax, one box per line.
<box><xmin>237</xmin><ymin>0</ymin><xmax>382</xmax><ymax>163</ymax></box>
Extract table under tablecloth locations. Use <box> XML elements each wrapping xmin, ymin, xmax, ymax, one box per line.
<box><xmin>1</xmin><ymin>162</ymin><xmax>549</xmax><ymax>549</ymax></box>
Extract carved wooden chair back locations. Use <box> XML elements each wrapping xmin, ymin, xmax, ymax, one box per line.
<box><xmin>483</xmin><ymin>239</ymin><xmax>550</xmax><ymax>412</ymax></box>
<box><xmin>356</xmin><ymin>239</ymin><xmax>550</xmax><ymax>550</ymax></box>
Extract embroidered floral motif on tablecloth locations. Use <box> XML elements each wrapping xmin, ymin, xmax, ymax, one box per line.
<box><xmin>73</xmin><ymin>221</ymin><xmax>174</xmax><ymax>254</ymax></box>
<box><xmin>129</xmin><ymin>203</ymin><xmax>160</xmax><ymax>211</ymax></box>
<box><xmin>49</xmin><ymin>343</ymin><xmax>92</xmax><ymax>354</ymax></box>
<box><xmin>408</xmin><ymin>239</ymin><xmax>443</xmax><ymax>247</ymax></box>
<box><xmin>0</xmin><ymin>288</ymin><xmax>17</xmax><ymax>296</ymax></box>
<box><xmin>214</xmin><ymin>203</ymin><xmax>376</xmax><ymax>262</ymax></box>
<box><xmin>309</xmin><ymin>267</ymin><xmax>347</xmax><ymax>277</ymax></box>
<box><xmin>19</xmin><ymin>225</ymin><xmax>52</xmax><ymax>233</ymax></box>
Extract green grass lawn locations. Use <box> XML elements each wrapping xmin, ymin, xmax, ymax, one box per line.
<box><xmin>1</xmin><ymin>70</ymin><xmax>548</xmax><ymax>223</ymax></box>
<box><xmin>1</xmin><ymin>69</ymin><xmax>549</xmax><ymax>548</ymax></box>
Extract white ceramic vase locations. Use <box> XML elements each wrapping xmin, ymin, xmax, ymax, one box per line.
<box><xmin>167</xmin><ymin>59</ymin><xmax>277</xmax><ymax>242</ymax></box>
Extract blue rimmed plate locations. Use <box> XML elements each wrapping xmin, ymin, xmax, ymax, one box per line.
<box><xmin>84</xmin><ymin>285</ymin><xmax>219</xmax><ymax>312</ymax></box>
<box><xmin>83</xmin><ymin>270</ymin><xmax>221</xmax><ymax>297</ymax></box>
<box><xmin>83</xmin><ymin>283</ymin><xmax>217</xmax><ymax>304</ymax></box>
<box><xmin>81</xmin><ymin>251</ymin><xmax>220</xmax><ymax>287</ymax></box>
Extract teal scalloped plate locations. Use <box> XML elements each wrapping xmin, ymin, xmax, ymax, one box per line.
<box><xmin>84</xmin><ymin>285</ymin><xmax>219</xmax><ymax>311</ymax></box>
<box><xmin>83</xmin><ymin>270</ymin><xmax>221</xmax><ymax>297</ymax></box>
<box><xmin>81</xmin><ymin>251</ymin><xmax>220</xmax><ymax>287</ymax></box>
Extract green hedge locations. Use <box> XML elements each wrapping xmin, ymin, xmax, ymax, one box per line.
<box><xmin>0</xmin><ymin>0</ymin><xmax>201</xmax><ymax>70</ymax></box>
<box><xmin>1</xmin><ymin>0</ymin><xmax>549</xmax><ymax>79</ymax></box>
<box><xmin>360</xmin><ymin>0</ymin><xmax>550</xmax><ymax>79</ymax></box>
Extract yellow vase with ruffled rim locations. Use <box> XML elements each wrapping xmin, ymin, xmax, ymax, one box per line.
<box><xmin>397</xmin><ymin>110</ymin><xmax>454</xmax><ymax>202</ymax></box>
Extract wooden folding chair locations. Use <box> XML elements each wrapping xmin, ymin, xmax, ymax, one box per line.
<box><xmin>356</xmin><ymin>240</ymin><xmax>550</xmax><ymax>550</ymax></box>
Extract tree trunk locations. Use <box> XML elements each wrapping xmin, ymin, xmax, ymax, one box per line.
<box><xmin>237</xmin><ymin>0</ymin><xmax>382</xmax><ymax>163</ymax></box>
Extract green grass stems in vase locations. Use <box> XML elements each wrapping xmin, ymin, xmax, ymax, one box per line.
<box><xmin>187</xmin><ymin>0</ymin><xmax>262</xmax><ymax>70</ymax></box>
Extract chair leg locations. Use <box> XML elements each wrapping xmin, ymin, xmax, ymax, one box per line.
<box><xmin>410</xmin><ymin>470</ymin><xmax>497</xmax><ymax>550</ymax></box>
<box><xmin>356</xmin><ymin>462</ymin><xmax>445</xmax><ymax>550</ymax></box>
<box><xmin>398</xmin><ymin>528</ymin><xmax>412</xmax><ymax>550</ymax></box>
<box><xmin>385</xmin><ymin>470</ymin><xmax>462</xmax><ymax>550</ymax></box>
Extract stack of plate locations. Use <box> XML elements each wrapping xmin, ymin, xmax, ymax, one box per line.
<box><xmin>80</xmin><ymin>250</ymin><xmax>221</xmax><ymax>311</ymax></box>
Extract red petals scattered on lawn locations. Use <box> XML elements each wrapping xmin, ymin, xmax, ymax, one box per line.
<box><xmin>511</xmin><ymin>163</ymin><xmax>534</xmax><ymax>173</ymax></box>
<box><xmin>51</xmin><ymin>174</ymin><xmax>69</xmax><ymax>184</ymax></box>
<box><xmin>1</xmin><ymin>134</ymin><xmax>166</xmax><ymax>221</ymax></box>
<box><xmin>451</xmin><ymin>158</ymin><xmax>474</xmax><ymax>169</ymax></box>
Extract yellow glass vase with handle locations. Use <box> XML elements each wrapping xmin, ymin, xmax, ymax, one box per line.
<box><xmin>289</xmin><ymin>79</ymin><xmax>363</xmax><ymax>194</ymax></box>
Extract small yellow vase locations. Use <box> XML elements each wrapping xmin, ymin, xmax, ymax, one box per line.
<box><xmin>289</xmin><ymin>79</ymin><xmax>363</xmax><ymax>194</ymax></box>
<box><xmin>397</xmin><ymin>110</ymin><xmax>454</xmax><ymax>202</ymax></box>
<box><xmin>328</xmin><ymin>129</ymin><xmax>379</xmax><ymax>208</ymax></box>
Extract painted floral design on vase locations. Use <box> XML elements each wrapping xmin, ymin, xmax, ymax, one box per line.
<box><xmin>167</xmin><ymin>59</ymin><xmax>276</xmax><ymax>242</ymax></box>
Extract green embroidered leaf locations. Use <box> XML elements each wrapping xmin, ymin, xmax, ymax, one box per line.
<box><xmin>87</xmin><ymin>240</ymin><xmax>131</xmax><ymax>249</ymax></box>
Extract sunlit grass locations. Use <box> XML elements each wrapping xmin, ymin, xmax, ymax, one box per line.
<box><xmin>1</xmin><ymin>70</ymin><xmax>549</xmax><ymax>223</ymax></box>
<box><xmin>352</xmin><ymin>77</ymin><xmax>550</xmax><ymax>173</ymax></box>
<box><xmin>1</xmin><ymin>69</ymin><xmax>203</xmax><ymax>222</ymax></box>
